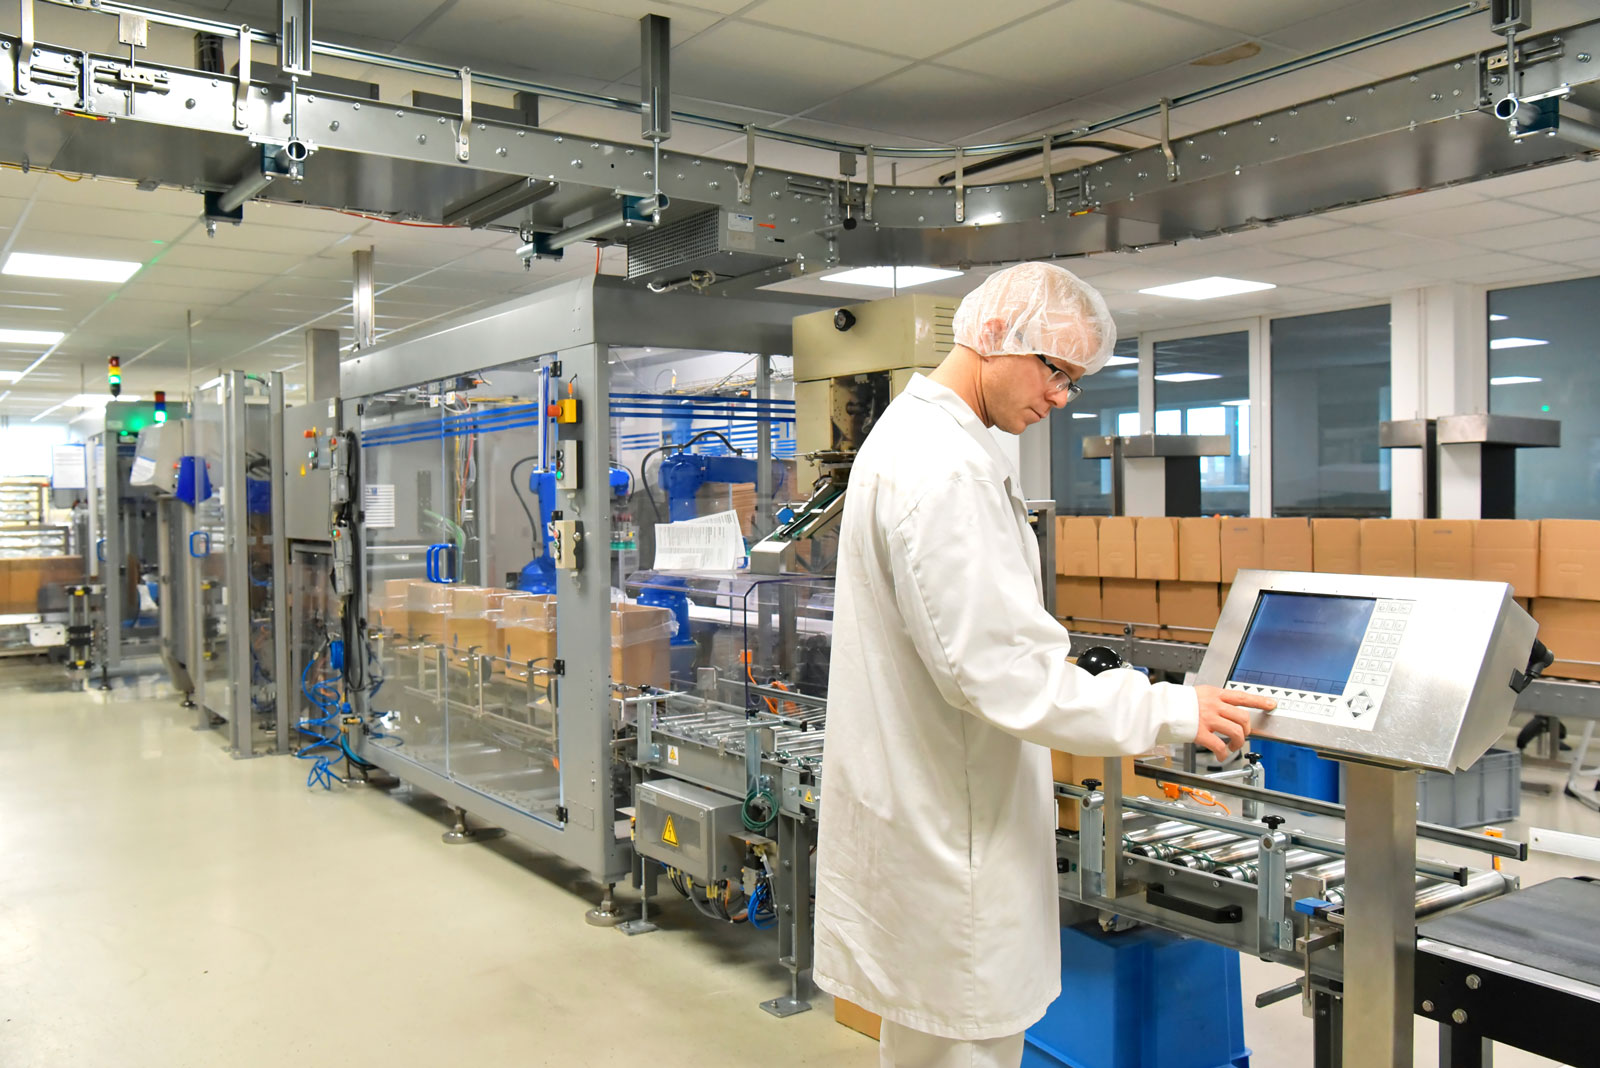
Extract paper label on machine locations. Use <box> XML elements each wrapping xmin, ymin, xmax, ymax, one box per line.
<box><xmin>1223</xmin><ymin>592</ymin><xmax>1414</xmax><ymax>734</ymax></box>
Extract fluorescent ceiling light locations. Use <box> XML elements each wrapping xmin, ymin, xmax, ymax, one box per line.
<box><xmin>0</xmin><ymin>328</ymin><xmax>65</xmax><ymax>346</ymax></box>
<box><xmin>1490</xmin><ymin>314</ymin><xmax>1508</xmax><ymax>321</ymax></box>
<box><xmin>1071</xmin><ymin>412</ymin><xmax>1098</xmax><ymax>419</ymax></box>
<box><xmin>0</xmin><ymin>371</ymin><xmax>20</xmax><ymax>383</ymax></box>
<box><xmin>821</xmin><ymin>266</ymin><xmax>964</xmax><ymax>288</ymax></box>
<box><xmin>1489</xmin><ymin>337</ymin><xmax>1547</xmax><ymax>349</ymax></box>
<box><xmin>1221</xmin><ymin>398</ymin><xmax>1249</xmax><ymax>406</ymax></box>
<box><xmin>64</xmin><ymin>393</ymin><xmax>141</xmax><ymax>407</ymax></box>
<box><xmin>1139</xmin><ymin>276</ymin><xmax>1276</xmax><ymax>300</ymax></box>
<box><xmin>3</xmin><ymin>252</ymin><xmax>142</xmax><ymax>284</ymax></box>
<box><xmin>1102</xmin><ymin>354</ymin><xmax>1140</xmax><ymax>367</ymax></box>
<box><xmin>1154</xmin><ymin>372</ymin><xmax>1222</xmax><ymax>383</ymax></box>
<box><xmin>1490</xmin><ymin>376</ymin><xmax>1542</xmax><ymax>385</ymax></box>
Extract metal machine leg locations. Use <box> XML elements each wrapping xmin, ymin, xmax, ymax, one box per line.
<box><xmin>618</xmin><ymin>854</ymin><xmax>660</xmax><ymax>936</ymax></box>
<box><xmin>1439</xmin><ymin>1025</ymin><xmax>1493</xmax><ymax>1068</ymax></box>
<box><xmin>1313</xmin><ymin>989</ymin><xmax>1343</xmax><ymax>1068</ymax></box>
<box><xmin>1565</xmin><ymin>720</ymin><xmax>1599</xmax><ymax>812</ymax></box>
<box><xmin>585</xmin><ymin>882</ymin><xmax>627</xmax><ymax>927</ymax></box>
<box><xmin>761</xmin><ymin>810</ymin><xmax>814</xmax><ymax>1018</ymax></box>
<box><xmin>1342</xmin><ymin>763</ymin><xmax>1417</xmax><ymax>1068</ymax></box>
<box><xmin>441</xmin><ymin>805</ymin><xmax>503</xmax><ymax>845</ymax></box>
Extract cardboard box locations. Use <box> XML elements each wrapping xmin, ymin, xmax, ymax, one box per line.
<box><xmin>612</xmin><ymin>602</ymin><xmax>673</xmax><ymax>689</ymax></box>
<box><xmin>1415</xmin><ymin>520</ymin><xmax>1475</xmax><ymax>581</ymax></box>
<box><xmin>1178</xmin><ymin>517</ymin><xmax>1221</xmax><ymax>583</ymax></box>
<box><xmin>1050</xmin><ymin>751</ymin><xmax>1166</xmax><ymax>831</ymax></box>
<box><xmin>503</xmin><ymin>619</ymin><xmax>558</xmax><ymax>676</ymax></box>
<box><xmin>1359</xmin><ymin>519</ymin><xmax>1416</xmax><ymax>577</ymax></box>
<box><xmin>1219</xmin><ymin>518</ymin><xmax>1264</xmax><ymax>583</ymax></box>
<box><xmin>447</xmin><ymin>585</ymin><xmax>522</xmax><ymax>616</ymax></box>
<box><xmin>1098</xmin><ymin>517</ymin><xmax>1137</xmax><ymax>578</ymax></box>
<box><xmin>504</xmin><ymin>594</ymin><xmax>556</xmax><ymax>626</ymax></box>
<box><xmin>834</xmin><ymin>997</ymin><xmax>881</xmax><ymax>1041</ymax></box>
<box><xmin>1158</xmin><ymin>581</ymin><xmax>1221</xmax><ymax>642</ymax></box>
<box><xmin>1056</xmin><ymin>516</ymin><xmax>1102</xmax><ymax>577</ymax></box>
<box><xmin>1312</xmin><ymin>518</ymin><xmax>1361</xmax><ymax>574</ymax></box>
<box><xmin>0</xmin><ymin>556</ymin><xmax>84</xmax><ymax>613</ymax></box>
<box><xmin>1262</xmin><ymin>518</ymin><xmax>1313</xmax><ymax>573</ymax></box>
<box><xmin>1539</xmin><ymin>520</ymin><xmax>1600</xmax><ymax>602</ymax></box>
<box><xmin>1055</xmin><ymin>576</ymin><xmax>1103</xmax><ymax>625</ymax></box>
<box><xmin>1474</xmin><ymin>520</ymin><xmax>1539</xmax><ymax>599</ymax></box>
<box><xmin>1135</xmin><ymin>517</ymin><xmax>1180</xmax><ymax>581</ymax></box>
<box><xmin>1100</xmin><ymin>578</ymin><xmax>1160</xmax><ymax>639</ymax></box>
<box><xmin>1531</xmin><ymin>599</ymin><xmax>1600</xmax><ymax>682</ymax></box>
<box><xmin>698</xmin><ymin>481</ymin><xmax>758</xmax><ymax>537</ymax></box>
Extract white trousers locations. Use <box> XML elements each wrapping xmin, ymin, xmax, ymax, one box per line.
<box><xmin>879</xmin><ymin>1020</ymin><xmax>1026</xmax><ymax>1068</ymax></box>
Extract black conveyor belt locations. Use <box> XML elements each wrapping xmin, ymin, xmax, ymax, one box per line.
<box><xmin>1420</xmin><ymin>876</ymin><xmax>1600</xmax><ymax>990</ymax></box>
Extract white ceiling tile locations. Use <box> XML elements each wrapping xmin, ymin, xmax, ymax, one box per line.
<box><xmin>940</xmin><ymin>0</ymin><xmax>1236</xmax><ymax>96</ymax></box>
<box><xmin>1508</xmin><ymin>182</ymin><xmax>1600</xmax><ymax>217</ymax></box>
<box><xmin>805</xmin><ymin>66</ymin><xmax>1067</xmax><ymax>144</ymax></box>
<box><xmin>743</xmin><ymin>0</ymin><xmax>1056</xmax><ymax>61</ymax></box>
<box><xmin>1385</xmin><ymin>200</ymin><xmax>1556</xmax><ymax>239</ymax></box>
<box><xmin>1418</xmin><ymin>251</ymin><xmax>1558</xmax><ymax>284</ymax></box>
<box><xmin>4</xmin><ymin>233</ymin><xmax>166</xmax><ymax>266</ymax></box>
<box><xmin>1306</xmin><ymin>269</ymin><xmax>1433</xmax><ymax>296</ymax></box>
<box><xmin>1263</xmin><ymin>226</ymin><xmax>1391</xmax><ymax>258</ymax></box>
<box><xmin>1247</xmin><ymin>258</ymin><xmax>1369</xmax><ymax>286</ymax></box>
<box><xmin>154</xmin><ymin>246</ymin><xmax>309</xmax><ymax>275</ymax></box>
<box><xmin>1330</xmin><ymin>238</ymin><xmax>1479</xmax><ymax>270</ymax></box>
<box><xmin>671</xmin><ymin>23</ymin><xmax>908</xmax><ymax>114</ymax></box>
<box><xmin>1510</xmin><ymin>235</ymin><xmax>1600</xmax><ymax>263</ymax></box>
<box><xmin>1461</xmin><ymin>217</ymin><xmax>1600</xmax><ymax>253</ymax></box>
<box><xmin>1465</xmin><ymin>160</ymin><xmax>1600</xmax><ymax>199</ymax></box>
<box><xmin>1319</xmin><ymin>185</ymin><xmax>1488</xmax><ymax>225</ymax></box>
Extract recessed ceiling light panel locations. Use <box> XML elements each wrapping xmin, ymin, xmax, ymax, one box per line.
<box><xmin>1489</xmin><ymin>337</ymin><xmax>1547</xmax><ymax>349</ymax></box>
<box><xmin>1140</xmin><ymin>276</ymin><xmax>1276</xmax><ymax>300</ymax></box>
<box><xmin>822</xmin><ymin>266</ymin><xmax>964</xmax><ymax>289</ymax></box>
<box><xmin>0</xmin><ymin>328</ymin><xmax>65</xmax><ymax>346</ymax></box>
<box><xmin>1489</xmin><ymin>376</ymin><xmax>1542</xmax><ymax>385</ymax></box>
<box><xmin>2</xmin><ymin>252</ymin><xmax>142</xmax><ymax>284</ymax></box>
<box><xmin>1154</xmin><ymin>372</ymin><xmax>1223</xmax><ymax>383</ymax></box>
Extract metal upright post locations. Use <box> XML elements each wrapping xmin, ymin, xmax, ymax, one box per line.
<box><xmin>269</xmin><ymin>372</ymin><xmax>291</xmax><ymax>753</ymax></box>
<box><xmin>1342</xmin><ymin>761</ymin><xmax>1419</xmax><ymax>1067</ymax></box>
<box><xmin>762</xmin><ymin>809</ymin><xmax>814</xmax><ymax>1017</ymax></box>
<box><xmin>755</xmin><ymin>354</ymin><xmax>774</xmax><ymax>538</ymax></box>
<box><xmin>101</xmin><ymin>431</ymin><xmax>125</xmax><ymax>670</ymax></box>
<box><xmin>224</xmin><ymin>372</ymin><xmax>257</xmax><ymax>758</ymax></box>
<box><xmin>352</xmin><ymin>248</ymin><xmax>376</xmax><ymax>351</ymax></box>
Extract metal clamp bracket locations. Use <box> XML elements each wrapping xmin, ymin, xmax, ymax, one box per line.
<box><xmin>737</xmin><ymin>124</ymin><xmax>756</xmax><ymax>205</ymax></box>
<box><xmin>864</xmin><ymin>145</ymin><xmax>876</xmax><ymax>221</ymax></box>
<box><xmin>1042</xmin><ymin>134</ymin><xmax>1056</xmax><ymax>212</ymax></box>
<box><xmin>1160</xmin><ymin>97</ymin><xmax>1179</xmax><ymax>181</ymax></box>
<box><xmin>954</xmin><ymin>146</ymin><xmax>966</xmax><ymax>223</ymax></box>
<box><xmin>16</xmin><ymin>0</ymin><xmax>34</xmax><ymax>95</ymax></box>
<box><xmin>456</xmin><ymin>66</ymin><xmax>472</xmax><ymax>162</ymax></box>
<box><xmin>234</xmin><ymin>23</ymin><xmax>251</xmax><ymax>130</ymax></box>
<box><xmin>1256</xmin><ymin>824</ymin><xmax>1292</xmax><ymax>951</ymax></box>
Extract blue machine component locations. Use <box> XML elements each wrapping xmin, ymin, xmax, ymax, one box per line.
<box><xmin>658</xmin><ymin>453</ymin><xmax>759</xmax><ymax>522</ymax></box>
<box><xmin>638</xmin><ymin>577</ymin><xmax>694</xmax><ymax>648</ymax></box>
<box><xmin>174</xmin><ymin>456</ymin><xmax>211</xmax><ymax>506</ymax></box>
<box><xmin>515</xmin><ymin>470</ymin><xmax>559</xmax><ymax>595</ymax></box>
<box><xmin>1024</xmin><ymin>924</ymin><xmax>1250</xmax><ymax>1068</ymax></box>
<box><xmin>329</xmin><ymin>639</ymin><xmax>346</xmax><ymax>672</ymax></box>
<box><xmin>246</xmin><ymin>477</ymin><xmax>271</xmax><ymax>515</ymax></box>
<box><xmin>610</xmin><ymin>465</ymin><xmax>631</xmax><ymax>496</ymax></box>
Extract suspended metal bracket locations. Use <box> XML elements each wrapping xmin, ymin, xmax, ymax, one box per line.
<box><xmin>456</xmin><ymin>66</ymin><xmax>472</xmax><ymax>161</ymax></box>
<box><xmin>518</xmin><ymin>193</ymin><xmax>668</xmax><ymax>260</ymax></box>
<box><xmin>737</xmin><ymin>124</ymin><xmax>756</xmax><ymax>205</ymax></box>
<box><xmin>864</xmin><ymin>145</ymin><xmax>876</xmax><ymax>221</ymax></box>
<box><xmin>1160</xmin><ymin>97</ymin><xmax>1179</xmax><ymax>181</ymax></box>
<box><xmin>16</xmin><ymin>0</ymin><xmax>33</xmax><ymax>95</ymax></box>
<box><xmin>233</xmin><ymin>22</ymin><xmax>251</xmax><ymax>130</ymax></box>
<box><xmin>278</xmin><ymin>0</ymin><xmax>312</xmax><ymax>76</ymax></box>
<box><xmin>953</xmin><ymin>146</ymin><xmax>965</xmax><ymax>223</ymax></box>
<box><xmin>1042</xmin><ymin>133</ymin><xmax>1056</xmax><ymax>212</ymax></box>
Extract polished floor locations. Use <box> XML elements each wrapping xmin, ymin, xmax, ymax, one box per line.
<box><xmin>0</xmin><ymin>662</ymin><xmax>1594</xmax><ymax>1067</ymax></box>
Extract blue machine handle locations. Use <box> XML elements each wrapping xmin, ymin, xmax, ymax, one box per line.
<box><xmin>426</xmin><ymin>542</ymin><xmax>455</xmax><ymax>583</ymax></box>
<box><xmin>96</xmin><ymin>538</ymin><xmax>106</xmax><ymax>562</ymax></box>
<box><xmin>188</xmin><ymin>531</ymin><xmax>211</xmax><ymax>558</ymax></box>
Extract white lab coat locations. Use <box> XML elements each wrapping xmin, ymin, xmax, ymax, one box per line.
<box><xmin>813</xmin><ymin>374</ymin><xmax>1200</xmax><ymax>1041</ymax></box>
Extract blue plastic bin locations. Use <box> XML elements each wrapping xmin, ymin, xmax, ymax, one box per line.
<box><xmin>1252</xmin><ymin>737</ymin><xmax>1341</xmax><ymax>803</ymax></box>
<box><xmin>1024</xmin><ymin>923</ymin><xmax>1250</xmax><ymax>1068</ymax></box>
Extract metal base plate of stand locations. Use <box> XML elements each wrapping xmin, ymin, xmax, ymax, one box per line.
<box><xmin>617</xmin><ymin>917</ymin><xmax>658</xmax><ymax>936</ymax></box>
<box><xmin>759</xmin><ymin>995</ymin><xmax>812</xmax><ymax>1018</ymax></box>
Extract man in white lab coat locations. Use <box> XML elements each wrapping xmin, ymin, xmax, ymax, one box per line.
<box><xmin>813</xmin><ymin>262</ymin><xmax>1274</xmax><ymax>1068</ymax></box>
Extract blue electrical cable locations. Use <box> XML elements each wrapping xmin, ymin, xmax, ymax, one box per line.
<box><xmin>295</xmin><ymin>645</ymin><xmax>345</xmax><ymax>790</ymax></box>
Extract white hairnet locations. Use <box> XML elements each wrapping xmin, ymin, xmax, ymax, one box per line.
<box><xmin>951</xmin><ymin>262</ymin><xmax>1117</xmax><ymax>375</ymax></box>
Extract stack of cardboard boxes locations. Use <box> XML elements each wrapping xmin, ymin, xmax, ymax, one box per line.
<box><xmin>368</xmin><ymin>578</ymin><xmax>674</xmax><ymax>688</ymax></box>
<box><xmin>1054</xmin><ymin>516</ymin><xmax>1600</xmax><ymax>681</ymax></box>
<box><xmin>0</xmin><ymin>555</ymin><xmax>85</xmax><ymax>614</ymax></box>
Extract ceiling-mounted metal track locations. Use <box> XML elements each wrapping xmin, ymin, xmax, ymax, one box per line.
<box><xmin>1</xmin><ymin>12</ymin><xmax>1599</xmax><ymax>278</ymax></box>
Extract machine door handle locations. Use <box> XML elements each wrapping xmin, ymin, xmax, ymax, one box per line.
<box><xmin>425</xmin><ymin>544</ymin><xmax>441</xmax><ymax>582</ymax></box>
<box><xmin>96</xmin><ymin>538</ymin><xmax>107</xmax><ymax>562</ymax></box>
<box><xmin>426</xmin><ymin>543</ymin><xmax>455</xmax><ymax>583</ymax></box>
<box><xmin>1145</xmin><ymin>884</ymin><xmax>1243</xmax><ymax>924</ymax></box>
<box><xmin>188</xmin><ymin>532</ymin><xmax>211</xmax><ymax>558</ymax></box>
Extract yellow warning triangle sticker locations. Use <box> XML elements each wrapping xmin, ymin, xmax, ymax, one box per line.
<box><xmin>661</xmin><ymin>814</ymin><xmax>679</xmax><ymax>847</ymax></box>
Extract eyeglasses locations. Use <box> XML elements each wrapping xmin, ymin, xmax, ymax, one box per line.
<box><xmin>1035</xmin><ymin>354</ymin><xmax>1083</xmax><ymax>401</ymax></box>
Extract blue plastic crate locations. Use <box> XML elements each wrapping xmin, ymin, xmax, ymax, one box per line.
<box><xmin>1024</xmin><ymin>923</ymin><xmax>1250</xmax><ymax>1068</ymax></box>
<box><xmin>1252</xmin><ymin>737</ymin><xmax>1341</xmax><ymax>803</ymax></box>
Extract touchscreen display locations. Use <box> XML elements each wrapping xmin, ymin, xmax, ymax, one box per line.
<box><xmin>1228</xmin><ymin>592</ymin><xmax>1376</xmax><ymax>694</ymax></box>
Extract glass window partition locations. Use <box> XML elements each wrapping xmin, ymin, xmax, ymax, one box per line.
<box><xmin>1153</xmin><ymin>331</ymin><xmax>1251</xmax><ymax>515</ymax></box>
<box><xmin>1050</xmin><ymin>338</ymin><xmax>1139</xmax><ymax>514</ymax></box>
<box><xmin>1270</xmin><ymin>305</ymin><xmax>1391</xmax><ymax>517</ymax></box>
<box><xmin>1488</xmin><ymin>275</ymin><xmax>1600</xmax><ymax>519</ymax></box>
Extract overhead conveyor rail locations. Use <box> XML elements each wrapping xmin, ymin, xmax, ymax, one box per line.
<box><xmin>5</xmin><ymin>2</ymin><xmax>1600</xmax><ymax>285</ymax></box>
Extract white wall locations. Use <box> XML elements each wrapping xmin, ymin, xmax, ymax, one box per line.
<box><xmin>0</xmin><ymin>423</ymin><xmax>72</xmax><ymax>478</ymax></box>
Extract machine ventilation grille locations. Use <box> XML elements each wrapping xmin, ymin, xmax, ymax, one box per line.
<box><xmin>625</xmin><ymin>209</ymin><xmax>722</xmax><ymax>280</ymax></box>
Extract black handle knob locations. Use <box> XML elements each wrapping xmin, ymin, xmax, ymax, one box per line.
<box><xmin>1262</xmin><ymin>815</ymin><xmax>1285</xmax><ymax>831</ymax></box>
<box><xmin>1081</xmin><ymin>778</ymin><xmax>1102</xmax><ymax>792</ymax></box>
<box><xmin>1246</xmin><ymin>752</ymin><xmax>1261</xmax><ymax>765</ymax></box>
